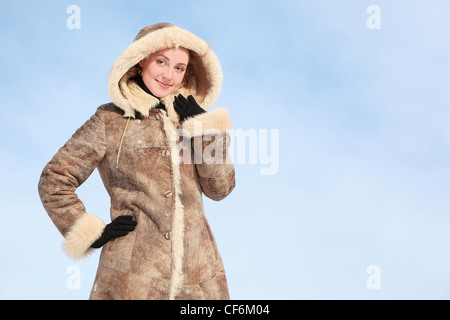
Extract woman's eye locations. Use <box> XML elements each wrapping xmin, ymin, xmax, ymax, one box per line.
<box><xmin>157</xmin><ymin>59</ymin><xmax>165</xmax><ymax>65</ymax></box>
<box><xmin>176</xmin><ymin>67</ymin><xmax>185</xmax><ymax>72</ymax></box>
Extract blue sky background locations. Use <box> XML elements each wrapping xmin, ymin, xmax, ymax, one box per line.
<box><xmin>1</xmin><ymin>0</ymin><xmax>450</xmax><ymax>299</ymax></box>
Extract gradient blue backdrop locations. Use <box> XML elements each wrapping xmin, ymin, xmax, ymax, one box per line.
<box><xmin>1</xmin><ymin>0</ymin><xmax>450</xmax><ymax>299</ymax></box>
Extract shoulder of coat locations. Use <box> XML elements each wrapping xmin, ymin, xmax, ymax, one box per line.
<box><xmin>91</xmin><ymin>103</ymin><xmax>129</xmax><ymax>129</ymax></box>
<box><xmin>96</xmin><ymin>102</ymin><xmax>127</xmax><ymax>117</ymax></box>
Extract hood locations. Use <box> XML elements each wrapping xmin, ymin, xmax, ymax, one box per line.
<box><xmin>108</xmin><ymin>22</ymin><xmax>223</xmax><ymax>119</ymax></box>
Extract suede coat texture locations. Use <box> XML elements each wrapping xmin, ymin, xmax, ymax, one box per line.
<box><xmin>38</xmin><ymin>23</ymin><xmax>235</xmax><ymax>300</ymax></box>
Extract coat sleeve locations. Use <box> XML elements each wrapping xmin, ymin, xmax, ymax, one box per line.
<box><xmin>182</xmin><ymin>108</ymin><xmax>235</xmax><ymax>201</ymax></box>
<box><xmin>38</xmin><ymin>108</ymin><xmax>107</xmax><ymax>259</ymax></box>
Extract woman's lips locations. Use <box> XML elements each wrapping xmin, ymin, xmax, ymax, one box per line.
<box><xmin>156</xmin><ymin>80</ymin><xmax>171</xmax><ymax>89</ymax></box>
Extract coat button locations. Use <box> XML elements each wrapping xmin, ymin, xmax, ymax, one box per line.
<box><xmin>161</xmin><ymin>149</ymin><xmax>170</xmax><ymax>157</ymax></box>
<box><xmin>134</xmin><ymin>119</ymin><xmax>141</xmax><ymax>124</ymax></box>
<box><xmin>163</xmin><ymin>190</ymin><xmax>173</xmax><ymax>198</ymax></box>
<box><xmin>164</xmin><ymin>232</ymin><xmax>171</xmax><ymax>240</ymax></box>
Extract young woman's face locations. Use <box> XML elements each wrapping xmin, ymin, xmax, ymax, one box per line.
<box><xmin>139</xmin><ymin>47</ymin><xmax>190</xmax><ymax>98</ymax></box>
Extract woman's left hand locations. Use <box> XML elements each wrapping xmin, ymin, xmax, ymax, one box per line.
<box><xmin>174</xmin><ymin>94</ymin><xmax>205</xmax><ymax>122</ymax></box>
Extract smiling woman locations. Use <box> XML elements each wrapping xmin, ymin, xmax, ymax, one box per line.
<box><xmin>139</xmin><ymin>47</ymin><xmax>190</xmax><ymax>98</ymax></box>
<box><xmin>38</xmin><ymin>22</ymin><xmax>235</xmax><ymax>300</ymax></box>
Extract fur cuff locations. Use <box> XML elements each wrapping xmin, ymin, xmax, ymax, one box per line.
<box><xmin>181</xmin><ymin>108</ymin><xmax>232</xmax><ymax>137</ymax></box>
<box><xmin>63</xmin><ymin>213</ymin><xmax>106</xmax><ymax>259</ymax></box>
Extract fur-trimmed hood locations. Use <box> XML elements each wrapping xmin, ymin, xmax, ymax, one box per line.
<box><xmin>108</xmin><ymin>22</ymin><xmax>223</xmax><ymax>119</ymax></box>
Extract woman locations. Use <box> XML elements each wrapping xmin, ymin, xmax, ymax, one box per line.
<box><xmin>38</xmin><ymin>22</ymin><xmax>235</xmax><ymax>300</ymax></box>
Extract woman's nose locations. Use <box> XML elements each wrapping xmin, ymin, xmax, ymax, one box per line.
<box><xmin>162</xmin><ymin>68</ymin><xmax>173</xmax><ymax>80</ymax></box>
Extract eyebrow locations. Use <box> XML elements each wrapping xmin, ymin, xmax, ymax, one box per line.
<box><xmin>156</xmin><ymin>54</ymin><xmax>187</xmax><ymax>66</ymax></box>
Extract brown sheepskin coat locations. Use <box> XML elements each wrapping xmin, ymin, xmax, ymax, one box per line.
<box><xmin>38</xmin><ymin>23</ymin><xmax>235</xmax><ymax>300</ymax></box>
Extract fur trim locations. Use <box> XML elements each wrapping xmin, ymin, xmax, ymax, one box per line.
<box><xmin>161</xmin><ymin>114</ymin><xmax>185</xmax><ymax>300</ymax></box>
<box><xmin>108</xmin><ymin>24</ymin><xmax>223</xmax><ymax>118</ymax></box>
<box><xmin>63</xmin><ymin>213</ymin><xmax>106</xmax><ymax>259</ymax></box>
<box><xmin>182</xmin><ymin>108</ymin><xmax>233</xmax><ymax>137</ymax></box>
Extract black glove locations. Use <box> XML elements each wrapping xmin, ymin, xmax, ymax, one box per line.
<box><xmin>91</xmin><ymin>215</ymin><xmax>137</xmax><ymax>248</ymax></box>
<box><xmin>173</xmin><ymin>94</ymin><xmax>205</xmax><ymax>122</ymax></box>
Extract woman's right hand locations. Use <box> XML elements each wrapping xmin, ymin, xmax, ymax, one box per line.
<box><xmin>91</xmin><ymin>215</ymin><xmax>137</xmax><ymax>248</ymax></box>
